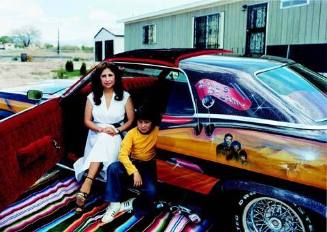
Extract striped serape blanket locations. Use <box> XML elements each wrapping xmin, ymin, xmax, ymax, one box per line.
<box><xmin>0</xmin><ymin>169</ymin><xmax>211</xmax><ymax>232</ymax></box>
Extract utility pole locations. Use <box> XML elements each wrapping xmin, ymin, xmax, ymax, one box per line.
<box><xmin>57</xmin><ymin>27</ymin><xmax>60</xmax><ymax>55</ymax></box>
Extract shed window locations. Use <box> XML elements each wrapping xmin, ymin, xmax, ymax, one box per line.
<box><xmin>143</xmin><ymin>24</ymin><xmax>156</xmax><ymax>44</ymax></box>
<box><xmin>194</xmin><ymin>13</ymin><xmax>222</xmax><ymax>49</ymax></box>
<box><xmin>280</xmin><ymin>0</ymin><xmax>309</xmax><ymax>9</ymax></box>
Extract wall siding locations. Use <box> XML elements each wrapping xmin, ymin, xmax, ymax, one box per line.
<box><xmin>124</xmin><ymin>0</ymin><xmax>326</xmax><ymax>52</ymax></box>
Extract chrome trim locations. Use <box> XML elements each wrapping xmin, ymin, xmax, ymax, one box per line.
<box><xmin>113</xmin><ymin>61</ymin><xmax>197</xmax><ymax>117</ymax></box>
<box><xmin>254</xmin><ymin>63</ymin><xmax>287</xmax><ymax>76</ymax></box>
<box><xmin>112</xmin><ymin>61</ymin><xmax>180</xmax><ymax>70</ymax></box>
<box><xmin>195</xmin><ymin>113</ymin><xmax>327</xmax><ymax>130</ymax></box>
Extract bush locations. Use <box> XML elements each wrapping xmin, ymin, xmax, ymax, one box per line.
<box><xmin>12</xmin><ymin>56</ymin><xmax>18</xmax><ymax>61</ymax></box>
<box><xmin>73</xmin><ymin>57</ymin><xmax>80</xmax><ymax>61</ymax></box>
<box><xmin>81</xmin><ymin>45</ymin><xmax>93</xmax><ymax>52</ymax></box>
<box><xmin>56</xmin><ymin>69</ymin><xmax>65</xmax><ymax>79</ymax></box>
<box><xmin>80</xmin><ymin>62</ymin><xmax>87</xmax><ymax>75</ymax></box>
<box><xmin>27</xmin><ymin>55</ymin><xmax>32</xmax><ymax>62</ymax></box>
<box><xmin>65</xmin><ymin>60</ymin><xmax>74</xmax><ymax>72</ymax></box>
<box><xmin>44</xmin><ymin>43</ymin><xmax>54</xmax><ymax>49</ymax></box>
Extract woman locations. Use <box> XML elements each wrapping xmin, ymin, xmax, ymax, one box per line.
<box><xmin>73</xmin><ymin>62</ymin><xmax>134</xmax><ymax>211</ymax></box>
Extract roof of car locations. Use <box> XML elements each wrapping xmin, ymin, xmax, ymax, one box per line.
<box><xmin>181</xmin><ymin>55</ymin><xmax>289</xmax><ymax>74</ymax></box>
<box><xmin>106</xmin><ymin>48</ymin><xmax>232</xmax><ymax>67</ymax></box>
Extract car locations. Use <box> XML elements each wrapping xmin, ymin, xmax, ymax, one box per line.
<box><xmin>0</xmin><ymin>49</ymin><xmax>326</xmax><ymax>231</ymax></box>
<box><xmin>0</xmin><ymin>79</ymin><xmax>77</xmax><ymax>119</ymax></box>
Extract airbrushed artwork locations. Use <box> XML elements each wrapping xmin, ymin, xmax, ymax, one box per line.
<box><xmin>195</xmin><ymin>79</ymin><xmax>252</xmax><ymax>111</ymax></box>
<box><xmin>216</xmin><ymin>133</ymin><xmax>248</xmax><ymax>163</ymax></box>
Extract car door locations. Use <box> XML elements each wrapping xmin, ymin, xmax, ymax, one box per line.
<box><xmin>0</xmin><ymin>97</ymin><xmax>64</xmax><ymax>211</ymax></box>
<box><xmin>157</xmin><ymin>64</ymin><xmax>327</xmax><ymax>195</ymax></box>
<box><xmin>178</xmin><ymin>65</ymin><xmax>327</xmax><ymax>229</ymax></box>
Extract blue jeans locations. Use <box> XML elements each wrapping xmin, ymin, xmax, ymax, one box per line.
<box><xmin>104</xmin><ymin>160</ymin><xmax>157</xmax><ymax>217</ymax></box>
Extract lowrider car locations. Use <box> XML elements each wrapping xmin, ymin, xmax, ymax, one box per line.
<box><xmin>0</xmin><ymin>49</ymin><xmax>326</xmax><ymax>231</ymax></box>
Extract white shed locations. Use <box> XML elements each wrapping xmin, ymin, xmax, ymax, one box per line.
<box><xmin>94</xmin><ymin>27</ymin><xmax>124</xmax><ymax>61</ymax></box>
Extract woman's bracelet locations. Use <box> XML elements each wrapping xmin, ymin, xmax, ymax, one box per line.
<box><xmin>115</xmin><ymin>128</ymin><xmax>121</xmax><ymax>134</ymax></box>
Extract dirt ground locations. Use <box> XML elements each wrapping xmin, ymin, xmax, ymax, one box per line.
<box><xmin>0</xmin><ymin>49</ymin><xmax>95</xmax><ymax>89</ymax></box>
<box><xmin>0</xmin><ymin>60</ymin><xmax>96</xmax><ymax>89</ymax></box>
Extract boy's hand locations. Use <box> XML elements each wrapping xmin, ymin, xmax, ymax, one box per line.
<box><xmin>133</xmin><ymin>171</ymin><xmax>142</xmax><ymax>187</ymax></box>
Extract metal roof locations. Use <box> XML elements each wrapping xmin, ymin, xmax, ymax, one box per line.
<box><xmin>119</xmin><ymin>0</ymin><xmax>242</xmax><ymax>24</ymax></box>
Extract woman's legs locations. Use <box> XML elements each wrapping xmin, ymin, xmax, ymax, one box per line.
<box><xmin>79</xmin><ymin>162</ymin><xmax>100</xmax><ymax>194</ymax></box>
<box><xmin>76</xmin><ymin>162</ymin><xmax>100</xmax><ymax>210</ymax></box>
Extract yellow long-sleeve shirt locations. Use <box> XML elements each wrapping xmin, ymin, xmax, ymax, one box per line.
<box><xmin>119</xmin><ymin>126</ymin><xmax>159</xmax><ymax>175</ymax></box>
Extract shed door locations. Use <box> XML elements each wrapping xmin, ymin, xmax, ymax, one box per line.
<box><xmin>245</xmin><ymin>3</ymin><xmax>267</xmax><ymax>56</ymax></box>
<box><xmin>105</xmin><ymin>40</ymin><xmax>114</xmax><ymax>58</ymax></box>
<box><xmin>95</xmin><ymin>41</ymin><xmax>102</xmax><ymax>61</ymax></box>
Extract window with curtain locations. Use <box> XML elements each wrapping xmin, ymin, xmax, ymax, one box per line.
<box><xmin>194</xmin><ymin>13</ymin><xmax>220</xmax><ymax>49</ymax></box>
<box><xmin>143</xmin><ymin>24</ymin><xmax>156</xmax><ymax>44</ymax></box>
<box><xmin>280</xmin><ymin>0</ymin><xmax>309</xmax><ymax>9</ymax></box>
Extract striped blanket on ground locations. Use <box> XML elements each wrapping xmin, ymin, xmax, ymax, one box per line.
<box><xmin>0</xmin><ymin>170</ymin><xmax>211</xmax><ymax>232</ymax></box>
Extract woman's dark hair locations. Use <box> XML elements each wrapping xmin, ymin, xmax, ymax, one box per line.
<box><xmin>91</xmin><ymin>62</ymin><xmax>123</xmax><ymax>105</ymax></box>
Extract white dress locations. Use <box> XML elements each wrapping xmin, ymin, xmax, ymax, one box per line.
<box><xmin>73</xmin><ymin>91</ymin><xmax>130</xmax><ymax>182</ymax></box>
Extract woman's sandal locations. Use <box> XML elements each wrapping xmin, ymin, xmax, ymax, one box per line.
<box><xmin>75</xmin><ymin>176</ymin><xmax>93</xmax><ymax>212</ymax></box>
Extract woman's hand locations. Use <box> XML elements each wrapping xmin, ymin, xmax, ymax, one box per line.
<box><xmin>133</xmin><ymin>171</ymin><xmax>142</xmax><ymax>187</ymax></box>
<box><xmin>103</xmin><ymin>127</ymin><xmax>117</xmax><ymax>136</ymax></box>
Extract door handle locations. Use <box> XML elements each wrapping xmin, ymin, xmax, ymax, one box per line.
<box><xmin>52</xmin><ymin>139</ymin><xmax>61</xmax><ymax>150</ymax></box>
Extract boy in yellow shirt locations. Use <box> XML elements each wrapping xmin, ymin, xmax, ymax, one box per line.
<box><xmin>102</xmin><ymin>108</ymin><xmax>159</xmax><ymax>223</ymax></box>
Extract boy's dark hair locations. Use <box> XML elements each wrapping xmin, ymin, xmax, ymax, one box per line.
<box><xmin>136</xmin><ymin>104</ymin><xmax>159</xmax><ymax>124</ymax></box>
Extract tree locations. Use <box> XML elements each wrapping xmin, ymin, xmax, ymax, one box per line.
<box><xmin>12</xmin><ymin>26</ymin><xmax>40</xmax><ymax>47</ymax></box>
<box><xmin>44</xmin><ymin>43</ymin><xmax>54</xmax><ymax>49</ymax></box>
<box><xmin>0</xmin><ymin>36</ymin><xmax>13</xmax><ymax>44</ymax></box>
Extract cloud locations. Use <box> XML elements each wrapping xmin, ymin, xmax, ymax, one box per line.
<box><xmin>0</xmin><ymin>0</ymin><xmax>46</xmax><ymax>35</ymax></box>
<box><xmin>0</xmin><ymin>0</ymin><xmax>200</xmax><ymax>45</ymax></box>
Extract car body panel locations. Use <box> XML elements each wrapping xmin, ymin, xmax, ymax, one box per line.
<box><xmin>157</xmin><ymin>127</ymin><xmax>327</xmax><ymax>190</ymax></box>
<box><xmin>0</xmin><ymin>79</ymin><xmax>77</xmax><ymax>119</ymax></box>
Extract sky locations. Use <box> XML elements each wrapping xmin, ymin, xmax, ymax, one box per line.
<box><xmin>0</xmin><ymin>0</ymin><xmax>201</xmax><ymax>46</ymax></box>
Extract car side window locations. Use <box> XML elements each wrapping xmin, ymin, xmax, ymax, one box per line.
<box><xmin>164</xmin><ymin>71</ymin><xmax>195</xmax><ymax>116</ymax></box>
<box><xmin>187</xmin><ymin>69</ymin><xmax>295</xmax><ymax>122</ymax></box>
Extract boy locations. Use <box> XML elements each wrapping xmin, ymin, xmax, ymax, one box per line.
<box><xmin>102</xmin><ymin>108</ymin><xmax>159</xmax><ymax>223</ymax></box>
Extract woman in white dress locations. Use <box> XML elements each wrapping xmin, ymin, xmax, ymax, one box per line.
<box><xmin>74</xmin><ymin>62</ymin><xmax>134</xmax><ymax>211</ymax></box>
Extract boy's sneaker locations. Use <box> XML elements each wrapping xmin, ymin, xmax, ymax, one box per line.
<box><xmin>188</xmin><ymin>213</ymin><xmax>201</xmax><ymax>223</ymax></box>
<box><xmin>101</xmin><ymin>203</ymin><xmax>121</xmax><ymax>223</ymax></box>
<box><xmin>120</xmin><ymin>198</ymin><xmax>136</xmax><ymax>212</ymax></box>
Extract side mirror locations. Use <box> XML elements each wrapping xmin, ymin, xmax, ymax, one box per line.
<box><xmin>27</xmin><ymin>90</ymin><xmax>43</xmax><ymax>101</ymax></box>
<box><xmin>194</xmin><ymin>122</ymin><xmax>203</xmax><ymax>136</ymax></box>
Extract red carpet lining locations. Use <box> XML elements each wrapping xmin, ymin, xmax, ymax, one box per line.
<box><xmin>0</xmin><ymin>169</ymin><xmax>211</xmax><ymax>232</ymax></box>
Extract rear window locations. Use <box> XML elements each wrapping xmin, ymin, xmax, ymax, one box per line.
<box><xmin>184</xmin><ymin>66</ymin><xmax>297</xmax><ymax>123</ymax></box>
<box><xmin>257</xmin><ymin>66</ymin><xmax>327</xmax><ymax>122</ymax></box>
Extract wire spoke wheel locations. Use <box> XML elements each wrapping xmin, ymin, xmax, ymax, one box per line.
<box><xmin>242</xmin><ymin>197</ymin><xmax>305</xmax><ymax>232</ymax></box>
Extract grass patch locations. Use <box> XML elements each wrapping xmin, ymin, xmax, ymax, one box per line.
<box><xmin>53</xmin><ymin>69</ymin><xmax>81</xmax><ymax>79</ymax></box>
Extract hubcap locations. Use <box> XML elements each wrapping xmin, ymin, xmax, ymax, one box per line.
<box><xmin>242</xmin><ymin>196</ymin><xmax>305</xmax><ymax>232</ymax></box>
